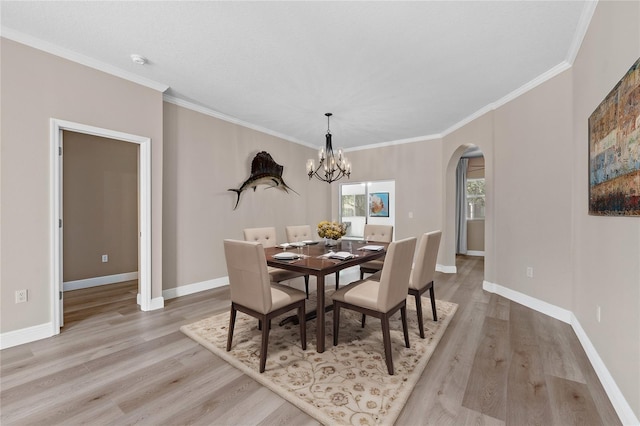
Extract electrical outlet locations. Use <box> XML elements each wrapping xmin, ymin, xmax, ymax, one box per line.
<box><xmin>597</xmin><ymin>305</ymin><xmax>601</xmax><ymax>323</ymax></box>
<box><xmin>15</xmin><ymin>289</ymin><xmax>28</xmax><ymax>303</ymax></box>
<box><xmin>526</xmin><ymin>267</ymin><xmax>534</xmax><ymax>278</ymax></box>
<box><xmin>408</xmin><ymin>211</ymin><xmax>413</xmax><ymax>219</ymax></box>
<box><xmin>102</xmin><ymin>254</ymin><xmax>108</xmax><ymax>263</ymax></box>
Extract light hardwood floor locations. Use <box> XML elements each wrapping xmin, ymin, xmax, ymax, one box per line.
<box><xmin>0</xmin><ymin>256</ymin><xmax>620</xmax><ymax>425</ymax></box>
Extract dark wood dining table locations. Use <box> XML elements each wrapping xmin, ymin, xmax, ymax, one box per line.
<box><xmin>265</xmin><ymin>240</ymin><xmax>388</xmax><ymax>353</ymax></box>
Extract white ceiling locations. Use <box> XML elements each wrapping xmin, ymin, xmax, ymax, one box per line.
<box><xmin>1</xmin><ymin>1</ymin><xmax>590</xmax><ymax>150</ymax></box>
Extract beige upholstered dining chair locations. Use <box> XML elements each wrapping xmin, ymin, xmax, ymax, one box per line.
<box><xmin>408</xmin><ymin>231</ymin><xmax>442</xmax><ymax>338</ymax></box>
<box><xmin>365</xmin><ymin>230</ymin><xmax>442</xmax><ymax>339</ymax></box>
<box><xmin>244</xmin><ymin>227</ymin><xmax>310</xmax><ymax>297</ymax></box>
<box><xmin>332</xmin><ymin>237</ymin><xmax>416</xmax><ymax>375</ymax></box>
<box><xmin>359</xmin><ymin>224</ymin><xmax>394</xmax><ymax>279</ymax></box>
<box><xmin>285</xmin><ymin>225</ymin><xmax>314</xmax><ymax>243</ymax></box>
<box><xmin>223</xmin><ymin>239</ymin><xmax>306</xmax><ymax>373</ymax></box>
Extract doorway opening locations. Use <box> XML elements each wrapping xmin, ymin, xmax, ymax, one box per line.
<box><xmin>456</xmin><ymin>147</ymin><xmax>485</xmax><ymax>257</ymax></box>
<box><xmin>444</xmin><ymin>143</ymin><xmax>489</xmax><ymax>278</ymax></box>
<box><xmin>62</xmin><ymin>131</ymin><xmax>138</xmax><ymax>327</ymax></box>
<box><xmin>50</xmin><ymin>119</ymin><xmax>152</xmax><ymax>335</ymax></box>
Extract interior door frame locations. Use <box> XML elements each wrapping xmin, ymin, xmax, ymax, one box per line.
<box><xmin>50</xmin><ymin>119</ymin><xmax>152</xmax><ymax>334</ymax></box>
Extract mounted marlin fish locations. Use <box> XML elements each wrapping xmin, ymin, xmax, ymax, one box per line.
<box><xmin>228</xmin><ymin>151</ymin><xmax>298</xmax><ymax>209</ymax></box>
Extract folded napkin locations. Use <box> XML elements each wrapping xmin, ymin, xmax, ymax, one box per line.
<box><xmin>327</xmin><ymin>251</ymin><xmax>355</xmax><ymax>260</ymax></box>
<box><xmin>272</xmin><ymin>252</ymin><xmax>301</xmax><ymax>260</ymax></box>
<box><xmin>360</xmin><ymin>245</ymin><xmax>385</xmax><ymax>251</ymax></box>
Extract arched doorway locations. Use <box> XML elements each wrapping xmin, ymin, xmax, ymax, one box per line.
<box><xmin>442</xmin><ymin>143</ymin><xmax>492</xmax><ymax>284</ymax></box>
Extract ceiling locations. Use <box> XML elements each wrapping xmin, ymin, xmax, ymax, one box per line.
<box><xmin>1</xmin><ymin>1</ymin><xmax>590</xmax><ymax>150</ymax></box>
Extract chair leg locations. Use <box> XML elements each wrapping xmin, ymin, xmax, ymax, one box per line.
<box><xmin>429</xmin><ymin>285</ymin><xmax>438</xmax><ymax>321</ymax></box>
<box><xmin>226</xmin><ymin>304</ymin><xmax>237</xmax><ymax>351</ymax></box>
<box><xmin>401</xmin><ymin>305</ymin><xmax>410</xmax><ymax>348</ymax></box>
<box><xmin>381</xmin><ymin>313</ymin><xmax>394</xmax><ymax>375</ymax></box>
<box><xmin>259</xmin><ymin>314</ymin><xmax>270</xmax><ymax>373</ymax></box>
<box><xmin>333</xmin><ymin>304</ymin><xmax>340</xmax><ymax>346</ymax></box>
<box><xmin>298</xmin><ymin>303</ymin><xmax>307</xmax><ymax>350</ymax></box>
<box><xmin>361</xmin><ymin>313</ymin><xmax>366</xmax><ymax>328</ymax></box>
<box><xmin>360</xmin><ymin>270</ymin><xmax>364</xmax><ymax>280</ymax></box>
<box><xmin>304</xmin><ymin>275</ymin><xmax>310</xmax><ymax>298</ymax></box>
<box><xmin>257</xmin><ymin>319</ymin><xmax>271</xmax><ymax>331</ymax></box>
<box><xmin>414</xmin><ymin>292</ymin><xmax>425</xmax><ymax>339</ymax></box>
<box><xmin>335</xmin><ymin>271</ymin><xmax>340</xmax><ymax>290</ymax></box>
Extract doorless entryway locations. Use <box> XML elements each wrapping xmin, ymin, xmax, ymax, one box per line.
<box><xmin>50</xmin><ymin>119</ymin><xmax>152</xmax><ymax>335</ymax></box>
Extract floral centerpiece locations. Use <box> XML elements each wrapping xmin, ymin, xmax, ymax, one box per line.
<box><xmin>317</xmin><ymin>221</ymin><xmax>347</xmax><ymax>245</ymax></box>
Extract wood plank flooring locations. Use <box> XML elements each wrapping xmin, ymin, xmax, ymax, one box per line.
<box><xmin>0</xmin><ymin>256</ymin><xmax>621</xmax><ymax>425</ymax></box>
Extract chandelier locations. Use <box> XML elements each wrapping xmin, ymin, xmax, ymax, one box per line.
<box><xmin>306</xmin><ymin>113</ymin><xmax>351</xmax><ymax>183</ymax></box>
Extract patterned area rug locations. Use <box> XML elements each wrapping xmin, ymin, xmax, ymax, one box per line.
<box><xmin>180</xmin><ymin>294</ymin><xmax>457</xmax><ymax>425</ymax></box>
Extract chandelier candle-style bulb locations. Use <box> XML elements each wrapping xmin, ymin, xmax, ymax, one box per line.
<box><xmin>307</xmin><ymin>113</ymin><xmax>351</xmax><ymax>184</ymax></box>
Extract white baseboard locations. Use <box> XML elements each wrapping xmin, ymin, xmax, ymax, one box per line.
<box><xmin>436</xmin><ymin>264</ymin><xmax>457</xmax><ymax>274</ymax></box>
<box><xmin>482</xmin><ymin>281</ymin><xmax>572</xmax><ymax>323</ymax></box>
<box><xmin>483</xmin><ymin>281</ymin><xmax>639</xmax><ymax>425</ymax></box>
<box><xmin>466</xmin><ymin>250</ymin><xmax>485</xmax><ymax>257</ymax></box>
<box><xmin>63</xmin><ymin>271</ymin><xmax>138</xmax><ymax>291</ymax></box>
<box><xmin>136</xmin><ymin>293</ymin><xmax>165</xmax><ymax>311</ymax></box>
<box><xmin>0</xmin><ymin>322</ymin><xmax>54</xmax><ymax>350</ymax></box>
<box><xmin>162</xmin><ymin>276</ymin><xmax>230</xmax><ymax>300</ymax></box>
<box><xmin>570</xmin><ymin>314</ymin><xmax>640</xmax><ymax>426</ymax></box>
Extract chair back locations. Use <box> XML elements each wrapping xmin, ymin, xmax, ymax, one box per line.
<box><xmin>411</xmin><ymin>231</ymin><xmax>442</xmax><ymax>290</ymax></box>
<box><xmin>363</xmin><ymin>224</ymin><xmax>393</xmax><ymax>243</ymax></box>
<box><xmin>223</xmin><ymin>239</ymin><xmax>273</xmax><ymax>314</ymax></box>
<box><xmin>286</xmin><ymin>225</ymin><xmax>313</xmax><ymax>243</ymax></box>
<box><xmin>243</xmin><ymin>227</ymin><xmax>277</xmax><ymax>248</ymax></box>
<box><xmin>376</xmin><ymin>237</ymin><xmax>417</xmax><ymax>311</ymax></box>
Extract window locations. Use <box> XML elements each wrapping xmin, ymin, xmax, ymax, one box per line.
<box><xmin>341</xmin><ymin>194</ymin><xmax>367</xmax><ymax>218</ymax></box>
<box><xmin>466</xmin><ymin>178</ymin><xmax>485</xmax><ymax>219</ymax></box>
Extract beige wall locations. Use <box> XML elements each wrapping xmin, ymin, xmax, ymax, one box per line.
<box><xmin>342</xmin><ymin>140</ymin><xmax>443</xmax><ymax>244</ymax></box>
<box><xmin>493</xmin><ymin>69</ymin><xmax>574</xmax><ymax>309</ymax></box>
<box><xmin>466</xmin><ymin>220</ymin><xmax>484</xmax><ymax>252</ymax></box>
<box><xmin>63</xmin><ymin>131</ymin><xmax>138</xmax><ymax>282</ymax></box>
<box><xmin>0</xmin><ymin>38</ymin><xmax>164</xmax><ymax>332</ymax></box>
<box><xmin>571</xmin><ymin>1</ymin><xmax>640</xmax><ymax>416</ymax></box>
<box><xmin>162</xmin><ymin>102</ymin><xmax>330</xmax><ymax>290</ymax></box>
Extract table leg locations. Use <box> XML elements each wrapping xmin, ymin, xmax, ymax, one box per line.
<box><xmin>316</xmin><ymin>274</ymin><xmax>325</xmax><ymax>353</ymax></box>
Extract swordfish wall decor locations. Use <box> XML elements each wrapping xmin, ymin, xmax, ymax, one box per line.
<box><xmin>228</xmin><ymin>151</ymin><xmax>298</xmax><ymax>210</ymax></box>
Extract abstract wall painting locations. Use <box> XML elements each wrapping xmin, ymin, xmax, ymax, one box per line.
<box><xmin>369</xmin><ymin>192</ymin><xmax>389</xmax><ymax>217</ymax></box>
<box><xmin>588</xmin><ymin>57</ymin><xmax>640</xmax><ymax>216</ymax></box>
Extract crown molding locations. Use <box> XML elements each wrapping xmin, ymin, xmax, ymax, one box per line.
<box><xmin>566</xmin><ymin>1</ymin><xmax>599</xmax><ymax>65</ymax></box>
<box><xmin>1</xmin><ymin>27</ymin><xmax>169</xmax><ymax>93</ymax></box>
<box><xmin>491</xmin><ymin>61</ymin><xmax>573</xmax><ymax>111</ymax></box>
<box><xmin>345</xmin><ymin>133</ymin><xmax>442</xmax><ymax>153</ymax></box>
<box><xmin>441</xmin><ymin>60</ymin><xmax>572</xmax><ymax>139</ymax></box>
<box><xmin>162</xmin><ymin>94</ymin><xmax>317</xmax><ymax>150</ymax></box>
<box><xmin>441</xmin><ymin>103</ymin><xmax>495</xmax><ymax>138</ymax></box>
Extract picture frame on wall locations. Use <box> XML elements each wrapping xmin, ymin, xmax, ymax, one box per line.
<box><xmin>588</xmin><ymin>57</ymin><xmax>640</xmax><ymax>216</ymax></box>
<box><xmin>369</xmin><ymin>192</ymin><xmax>389</xmax><ymax>217</ymax></box>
